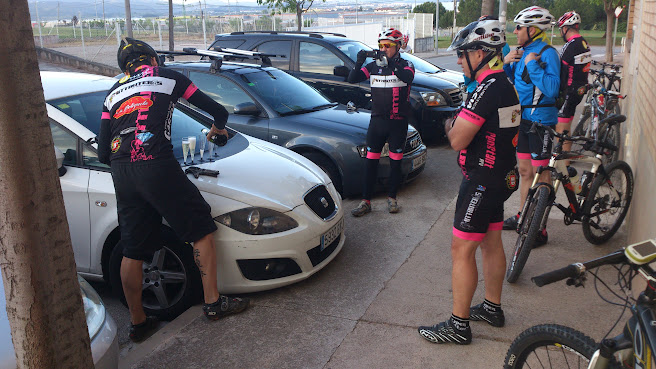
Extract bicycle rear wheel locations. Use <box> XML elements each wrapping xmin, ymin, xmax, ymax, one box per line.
<box><xmin>504</xmin><ymin>324</ymin><xmax>596</xmax><ymax>369</ymax></box>
<box><xmin>582</xmin><ymin>161</ymin><xmax>634</xmax><ymax>244</ymax></box>
<box><xmin>571</xmin><ymin>109</ymin><xmax>590</xmax><ymax>154</ymax></box>
<box><xmin>506</xmin><ymin>186</ymin><xmax>550</xmax><ymax>283</ymax></box>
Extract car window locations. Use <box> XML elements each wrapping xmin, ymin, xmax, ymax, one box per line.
<box><xmin>188</xmin><ymin>71</ymin><xmax>255</xmax><ymax>114</ymax></box>
<box><xmin>238</xmin><ymin>68</ymin><xmax>331</xmax><ymax>115</ymax></box>
<box><xmin>50</xmin><ymin>91</ymin><xmax>106</xmax><ymax>135</ymax></box>
<box><xmin>299</xmin><ymin>42</ymin><xmax>344</xmax><ymax>74</ymax></box>
<box><xmin>50</xmin><ymin>120</ymin><xmax>78</xmax><ymax>166</ymax></box>
<box><xmin>212</xmin><ymin>39</ymin><xmax>246</xmax><ymax>49</ymax></box>
<box><xmin>253</xmin><ymin>41</ymin><xmax>291</xmax><ymax>70</ymax></box>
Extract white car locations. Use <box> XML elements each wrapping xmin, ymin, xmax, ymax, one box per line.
<box><xmin>44</xmin><ymin>71</ymin><xmax>345</xmax><ymax>320</ymax></box>
<box><xmin>0</xmin><ymin>275</ymin><xmax>119</xmax><ymax>369</ymax></box>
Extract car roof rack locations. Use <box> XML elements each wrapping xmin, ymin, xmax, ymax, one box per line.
<box><xmin>156</xmin><ymin>47</ymin><xmax>284</xmax><ymax>70</ymax></box>
<box><xmin>224</xmin><ymin>30</ymin><xmax>347</xmax><ymax>38</ymax></box>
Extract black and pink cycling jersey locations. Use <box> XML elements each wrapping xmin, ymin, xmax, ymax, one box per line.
<box><xmin>456</xmin><ymin>69</ymin><xmax>520</xmax><ymax>183</ymax></box>
<box><xmin>348</xmin><ymin>55</ymin><xmax>415</xmax><ymax>120</ymax></box>
<box><xmin>560</xmin><ymin>34</ymin><xmax>591</xmax><ymax>91</ymax></box>
<box><xmin>98</xmin><ymin>65</ymin><xmax>228</xmax><ymax>164</ymax></box>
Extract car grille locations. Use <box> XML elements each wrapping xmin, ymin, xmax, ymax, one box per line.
<box><xmin>307</xmin><ymin>235</ymin><xmax>341</xmax><ymax>267</ymax></box>
<box><xmin>404</xmin><ymin>131</ymin><xmax>423</xmax><ymax>155</ymax></box>
<box><xmin>448</xmin><ymin>88</ymin><xmax>463</xmax><ymax>106</ymax></box>
<box><xmin>304</xmin><ymin>185</ymin><xmax>337</xmax><ymax>220</ymax></box>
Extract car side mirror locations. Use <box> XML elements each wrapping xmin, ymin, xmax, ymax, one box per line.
<box><xmin>54</xmin><ymin>146</ymin><xmax>67</xmax><ymax>176</ymax></box>
<box><xmin>334</xmin><ymin>65</ymin><xmax>349</xmax><ymax>77</ymax></box>
<box><xmin>234</xmin><ymin>102</ymin><xmax>261</xmax><ymax>116</ymax></box>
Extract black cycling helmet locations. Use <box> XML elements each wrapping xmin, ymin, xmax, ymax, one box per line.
<box><xmin>117</xmin><ymin>37</ymin><xmax>159</xmax><ymax>72</ymax></box>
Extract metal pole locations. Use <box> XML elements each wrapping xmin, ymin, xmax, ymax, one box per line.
<box><xmin>613</xmin><ymin>15</ymin><xmax>619</xmax><ymax>52</ymax></box>
<box><xmin>56</xmin><ymin>2</ymin><xmax>59</xmax><ymax>36</ymax></box>
<box><xmin>158</xmin><ymin>20</ymin><xmax>163</xmax><ymax>49</ymax></box>
<box><xmin>498</xmin><ymin>0</ymin><xmax>507</xmax><ymax>31</ymax></box>
<box><xmin>436</xmin><ymin>0</ymin><xmax>439</xmax><ymax>54</ymax></box>
<box><xmin>201</xmin><ymin>1</ymin><xmax>207</xmax><ymax>48</ymax></box>
<box><xmin>169</xmin><ymin>0</ymin><xmax>174</xmax><ymax>51</ymax></box>
<box><xmin>103</xmin><ymin>0</ymin><xmax>107</xmax><ymax>35</ymax></box>
<box><xmin>452</xmin><ymin>0</ymin><xmax>456</xmax><ymax>39</ymax></box>
<box><xmin>356</xmin><ymin>0</ymin><xmax>358</xmax><ymax>24</ymax></box>
<box><xmin>35</xmin><ymin>0</ymin><xmax>43</xmax><ymax>47</ymax></box>
<box><xmin>79</xmin><ymin>12</ymin><xmax>86</xmax><ymax>59</ymax></box>
<box><xmin>183</xmin><ymin>0</ymin><xmax>188</xmax><ymax>34</ymax></box>
<box><xmin>116</xmin><ymin>20</ymin><xmax>121</xmax><ymax>46</ymax></box>
<box><xmin>124</xmin><ymin>0</ymin><xmax>133</xmax><ymax>37</ymax></box>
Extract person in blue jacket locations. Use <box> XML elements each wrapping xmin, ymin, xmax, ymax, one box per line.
<box><xmin>501</xmin><ymin>6</ymin><xmax>560</xmax><ymax>246</ymax></box>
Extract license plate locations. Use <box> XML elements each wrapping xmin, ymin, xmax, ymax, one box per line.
<box><xmin>321</xmin><ymin>218</ymin><xmax>344</xmax><ymax>251</ymax></box>
<box><xmin>412</xmin><ymin>152</ymin><xmax>427</xmax><ymax>170</ymax></box>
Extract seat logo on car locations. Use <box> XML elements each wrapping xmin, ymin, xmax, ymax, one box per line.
<box><xmin>113</xmin><ymin>96</ymin><xmax>153</xmax><ymax>119</ymax></box>
<box><xmin>409</xmin><ymin>137</ymin><xmax>420</xmax><ymax>150</ymax></box>
<box><xmin>320</xmin><ymin>197</ymin><xmax>329</xmax><ymax>208</ymax></box>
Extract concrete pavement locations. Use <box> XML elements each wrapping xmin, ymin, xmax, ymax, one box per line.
<box><xmin>121</xmin><ymin>165</ymin><xmax>629</xmax><ymax>368</ymax></box>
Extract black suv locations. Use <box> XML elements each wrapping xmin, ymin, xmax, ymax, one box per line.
<box><xmin>209</xmin><ymin>31</ymin><xmax>463</xmax><ymax>141</ymax></box>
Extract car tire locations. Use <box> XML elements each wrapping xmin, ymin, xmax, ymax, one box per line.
<box><xmin>301</xmin><ymin>151</ymin><xmax>343</xmax><ymax>195</ymax></box>
<box><xmin>109</xmin><ymin>226</ymin><xmax>202</xmax><ymax>321</ymax></box>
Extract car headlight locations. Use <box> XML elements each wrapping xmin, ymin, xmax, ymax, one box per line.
<box><xmin>420</xmin><ymin>91</ymin><xmax>447</xmax><ymax>107</ymax></box>
<box><xmin>356</xmin><ymin>144</ymin><xmax>389</xmax><ymax>157</ymax></box>
<box><xmin>78</xmin><ymin>276</ymin><xmax>105</xmax><ymax>340</ymax></box>
<box><xmin>214</xmin><ymin>207</ymin><xmax>298</xmax><ymax>235</ymax></box>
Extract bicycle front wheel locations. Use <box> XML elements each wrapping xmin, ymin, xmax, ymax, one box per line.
<box><xmin>504</xmin><ymin>324</ymin><xmax>596</xmax><ymax>369</ymax></box>
<box><xmin>506</xmin><ymin>186</ymin><xmax>550</xmax><ymax>283</ymax></box>
<box><xmin>571</xmin><ymin>110</ymin><xmax>590</xmax><ymax>154</ymax></box>
<box><xmin>582</xmin><ymin>160</ymin><xmax>634</xmax><ymax>244</ymax></box>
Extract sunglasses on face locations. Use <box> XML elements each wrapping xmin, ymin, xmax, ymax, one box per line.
<box><xmin>456</xmin><ymin>49</ymin><xmax>475</xmax><ymax>58</ymax></box>
<box><xmin>515</xmin><ymin>25</ymin><xmax>525</xmax><ymax>30</ymax></box>
<box><xmin>378</xmin><ymin>42</ymin><xmax>396</xmax><ymax>49</ymax></box>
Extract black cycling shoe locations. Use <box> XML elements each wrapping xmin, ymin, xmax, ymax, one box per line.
<box><xmin>469</xmin><ymin>303</ymin><xmax>505</xmax><ymax>327</ymax></box>
<box><xmin>417</xmin><ymin>319</ymin><xmax>472</xmax><ymax>345</ymax></box>
<box><xmin>203</xmin><ymin>295</ymin><xmax>250</xmax><ymax>321</ymax></box>
<box><xmin>502</xmin><ymin>214</ymin><xmax>519</xmax><ymax>231</ymax></box>
<box><xmin>129</xmin><ymin>316</ymin><xmax>158</xmax><ymax>343</ymax></box>
<box><xmin>533</xmin><ymin>229</ymin><xmax>548</xmax><ymax>248</ymax></box>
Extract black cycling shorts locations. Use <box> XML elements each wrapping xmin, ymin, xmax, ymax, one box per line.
<box><xmin>517</xmin><ymin>120</ymin><xmax>553</xmax><ymax>167</ymax></box>
<box><xmin>111</xmin><ymin>158</ymin><xmax>217</xmax><ymax>261</ymax></box>
<box><xmin>558</xmin><ymin>91</ymin><xmax>585</xmax><ymax>122</ymax></box>
<box><xmin>453</xmin><ymin>177</ymin><xmax>506</xmax><ymax>242</ymax></box>
<box><xmin>365</xmin><ymin>116</ymin><xmax>408</xmax><ymax>160</ymax></box>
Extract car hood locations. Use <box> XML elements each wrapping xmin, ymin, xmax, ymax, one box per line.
<box><xmin>412</xmin><ymin>70</ymin><xmax>460</xmax><ymax>90</ymax></box>
<box><xmin>189</xmin><ymin>134</ymin><xmax>329</xmax><ymax>211</ymax></box>
<box><xmin>281</xmin><ymin>105</ymin><xmax>370</xmax><ymax>134</ymax></box>
<box><xmin>432</xmin><ymin>69</ymin><xmax>466</xmax><ymax>85</ymax></box>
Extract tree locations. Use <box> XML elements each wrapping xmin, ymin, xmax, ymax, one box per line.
<box><xmin>457</xmin><ymin>0</ymin><xmax>499</xmax><ymax>25</ymax></box>
<box><xmin>0</xmin><ymin>0</ymin><xmax>94</xmax><ymax>368</ymax></box>
<box><xmin>594</xmin><ymin>0</ymin><xmax>626</xmax><ymax>61</ymax></box>
<box><xmin>256</xmin><ymin>0</ymin><xmax>326</xmax><ymax>31</ymax></box>
<box><xmin>481</xmin><ymin>0</ymin><xmax>494</xmax><ymax>18</ymax></box>
<box><xmin>413</xmin><ymin>1</ymin><xmax>448</xmax><ymax>27</ymax></box>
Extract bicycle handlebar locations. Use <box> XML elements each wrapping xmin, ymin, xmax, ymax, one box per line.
<box><xmin>528</xmin><ymin>115</ymin><xmax>625</xmax><ymax>151</ymax></box>
<box><xmin>591</xmin><ymin>60</ymin><xmax>623</xmax><ymax>70</ymax></box>
<box><xmin>532</xmin><ymin>249</ymin><xmax>627</xmax><ymax>287</ymax></box>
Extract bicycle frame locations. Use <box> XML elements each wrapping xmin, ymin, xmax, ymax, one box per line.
<box><xmin>588</xmin><ymin>271</ymin><xmax>656</xmax><ymax>368</ymax></box>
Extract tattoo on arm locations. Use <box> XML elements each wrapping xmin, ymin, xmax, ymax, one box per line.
<box><xmin>193</xmin><ymin>248</ymin><xmax>206</xmax><ymax>277</ymax></box>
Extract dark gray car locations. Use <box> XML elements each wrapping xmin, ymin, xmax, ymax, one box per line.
<box><xmin>167</xmin><ymin>61</ymin><xmax>427</xmax><ymax>197</ymax></box>
<box><xmin>209</xmin><ymin>32</ymin><xmax>463</xmax><ymax>141</ymax></box>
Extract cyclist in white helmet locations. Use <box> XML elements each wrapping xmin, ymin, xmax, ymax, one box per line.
<box><xmin>556</xmin><ymin>11</ymin><xmax>591</xmax><ymax>175</ymax></box>
<box><xmin>418</xmin><ymin>20</ymin><xmax>520</xmax><ymax>346</ymax></box>
<box><xmin>502</xmin><ymin>6</ymin><xmax>560</xmax><ymax>248</ymax></box>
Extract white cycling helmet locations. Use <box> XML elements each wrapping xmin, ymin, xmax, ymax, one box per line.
<box><xmin>514</xmin><ymin>6</ymin><xmax>555</xmax><ymax>30</ymax></box>
<box><xmin>557</xmin><ymin>11</ymin><xmax>582</xmax><ymax>28</ymax></box>
<box><xmin>448</xmin><ymin>20</ymin><xmax>506</xmax><ymax>52</ymax></box>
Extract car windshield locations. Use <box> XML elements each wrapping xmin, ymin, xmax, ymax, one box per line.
<box><xmin>336</xmin><ymin>41</ymin><xmax>444</xmax><ymax>74</ymax></box>
<box><xmin>238</xmin><ymin>68</ymin><xmax>332</xmax><ymax>115</ymax></box>
<box><xmin>49</xmin><ymin>91</ymin><xmax>211</xmax><ymax>157</ymax></box>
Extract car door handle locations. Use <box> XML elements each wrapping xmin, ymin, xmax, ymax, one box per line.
<box><xmin>95</xmin><ymin>201</ymin><xmax>107</xmax><ymax>207</ymax></box>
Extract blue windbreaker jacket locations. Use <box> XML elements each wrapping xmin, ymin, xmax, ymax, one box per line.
<box><xmin>503</xmin><ymin>39</ymin><xmax>560</xmax><ymax>126</ymax></box>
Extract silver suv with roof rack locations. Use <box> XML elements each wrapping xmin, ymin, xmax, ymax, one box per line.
<box><xmin>209</xmin><ymin>31</ymin><xmax>463</xmax><ymax>141</ymax></box>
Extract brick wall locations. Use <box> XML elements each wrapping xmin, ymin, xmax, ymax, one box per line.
<box><xmin>622</xmin><ymin>0</ymin><xmax>656</xmax><ymax>243</ymax></box>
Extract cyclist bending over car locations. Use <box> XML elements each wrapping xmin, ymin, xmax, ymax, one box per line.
<box><xmin>417</xmin><ymin>19</ymin><xmax>520</xmax><ymax>345</ymax></box>
<box><xmin>348</xmin><ymin>28</ymin><xmax>415</xmax><ymax>216</ymax></box>
<box><xmin>98</xmin><ymin>37</ymin><xmax>249</xmax><ymax>342</ymax></box>
<box><xmin>502</xmin><ymin>6</ymin><xmax>561</xmax><ymax>248</ymax></box>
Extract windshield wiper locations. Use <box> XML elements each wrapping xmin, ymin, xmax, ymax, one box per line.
<box><xmin>279</xmin><ymin>102</ymin><xmax>337</xmax><ymax>116</ymax></box>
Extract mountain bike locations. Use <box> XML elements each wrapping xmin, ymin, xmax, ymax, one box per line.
<box><xmin>506</xmin><ymin>116</ymin><xmax>634</xmax><ymax>283</ymax></box>
<box><xmin>573</xmin><ymin>67</ymin><xmax>625</xmax><ymax>165</ymax></box>
<box><xmin>504</xmin><ymin>239</ymin><xmax>656</xmax><ymax>369</ymax></box>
